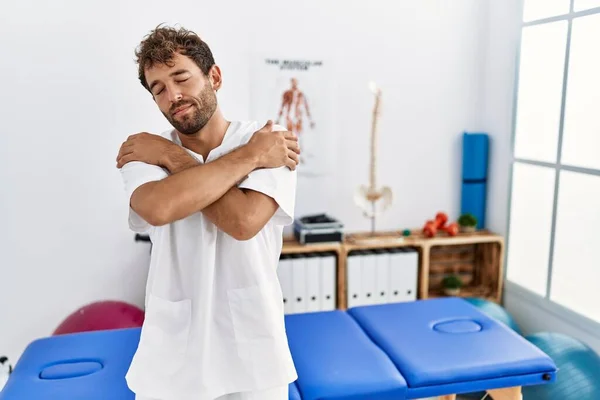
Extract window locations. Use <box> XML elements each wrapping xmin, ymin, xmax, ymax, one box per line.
<box><xmin>506</xmin><ymin>163</ymin><xmax>555</xmax><ymax>296</ymax></box>
<box><xmin>514</xmin><ymin>21</ymin><xmax>568</xmax><ymax>163</ymax></box>
<box><xmin>561</xmin><ymin>13</ymin><xmax>600</xmax><ymax>170</ymax></box>
<box><xmin>574</xmin><ymin>0</ymin><xmax>600</xmax><ymax>11</ymax></box>
<box><xmin>507</xmin><ymin>1</ymin><xmax>600</xmax><ymax>324</ymax></box>
<box><xmin>522</xmin><ymin>0</ymin><xmax>570</xmax><ymax>22</ymax></box>
<box><xmin>551</xmin><ymin>171</ymin><xmax>600</xmax><ymax>322</ymax></box>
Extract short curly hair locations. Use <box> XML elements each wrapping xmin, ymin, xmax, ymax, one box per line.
<box><xmin>135</xmin><ymin>24</ymin><xmax>215</xmax><ymax>92</ymax></box>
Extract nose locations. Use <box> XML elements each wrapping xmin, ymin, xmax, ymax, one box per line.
<box><xmin>166</xmin><ymin>85</ymin><xmax>183</xmax><ymax>104</ymax></box>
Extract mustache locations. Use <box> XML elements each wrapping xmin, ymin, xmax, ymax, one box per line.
<box><xmin>170</xmin><ymin>100</ymin><xmax>196</xmax><ymax>115</ymax></box>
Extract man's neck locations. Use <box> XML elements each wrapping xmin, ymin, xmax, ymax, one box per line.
<box><xmin>178</xmin><ymin>109</ymin><xmax>230</xmax><ymax>160</ymax></box>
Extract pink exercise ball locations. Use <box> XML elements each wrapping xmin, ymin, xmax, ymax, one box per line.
<box><xmin>53</xmin><ymin>300</ymin><xmax>145</xmax><ymax>335</ymax></box>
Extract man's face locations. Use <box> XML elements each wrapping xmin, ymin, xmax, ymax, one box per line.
<box><xmin>145</xmin><ymin>52</ymin><xmax>217</xmax><ymax>135</ymax></box>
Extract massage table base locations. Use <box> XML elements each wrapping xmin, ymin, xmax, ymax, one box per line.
<box><xmin>440</xmin><ymin>386</ymin><xmax>522</xmax><ymax>400</ymax></box>
<box><xmin>488</xmin><ymin>386</ymin><xmax>522</xmax><ymax>400</ymax></box>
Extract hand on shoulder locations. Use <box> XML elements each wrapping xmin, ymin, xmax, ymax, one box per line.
<box><xmin>116</xmin><ymin>132</ymin><xmax>180</xmax><ymax>169</ymax></box>
<box><xmin>247</xmin><ymin>120</ymin><xmax>300</xmax><ymax>171</ymax></box>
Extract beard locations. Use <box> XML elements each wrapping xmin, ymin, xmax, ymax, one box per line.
<box><xmin>164</xmin><ymin>84</ymin><xmax>217</xmax><ymax>135</ymax></box>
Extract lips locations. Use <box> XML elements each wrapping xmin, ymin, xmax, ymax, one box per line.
<box><xmin>173</xmin><ymin>104</ymin><xmax>192</xmax><ymax>116</ymax></box>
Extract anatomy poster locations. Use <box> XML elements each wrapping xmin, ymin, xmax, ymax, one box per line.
<box><xmin>250</xmin><ymin>55</ymin><xmax>334</xmax><ymax>177</ymax></box>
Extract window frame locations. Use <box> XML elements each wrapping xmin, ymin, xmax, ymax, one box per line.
<box><xmin>505</xmin><ymin>0</ymin><xmax>600</xmax><ymax>333</ymax></box>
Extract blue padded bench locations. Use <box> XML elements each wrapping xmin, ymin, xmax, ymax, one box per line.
<box><xmin>1</xmin><ymin>298</ymin><xmax>557</xmax><ymax>400</ymax></box>
<box><xmin>0</xmin><ymin>327</ymin><xmax>140</xmax><ymax>399</ymax></box>
<box><xmin>0</xmin><ymin>326</ymin><xmax>305</xmax><ymax>400</ymax></box>
<box><xmin>289</xmin><ymin>381</ymin><xmax>302</xmax><ymax>400</ymax></box>
<box><xmin>285</xmin><ymin>310</ymin><xmax>407</xmax><ymax>400</ymax></box>
<box><xmin>348</xmin><ymin>298</ymin><xmax>557</xmax><ymax>398</ymax></box>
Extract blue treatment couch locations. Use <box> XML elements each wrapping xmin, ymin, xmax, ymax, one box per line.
<box><xmin>0</xmin><ymin>298</ymin><xmax>557</xmax><ymax>399</ymax></box>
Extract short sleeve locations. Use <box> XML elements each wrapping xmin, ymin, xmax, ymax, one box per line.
<box><xmin>120</xmin><ymin>161</ymin><xmax>169</xmax><ymax>233</ymax></box>
<box><xmin>237</xmin><ymin>166</ymin><xmax>297</xmax><ymax>226</ymax></box>
<box><xmin>234</xmin><ymin>122</ymin><xmax>298</xmax><ymax>226</ymax></box>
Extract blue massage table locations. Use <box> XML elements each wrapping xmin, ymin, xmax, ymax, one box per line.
<box><xmin>0</xmin><ymin>326</ymin><xmax>141</xmax><ymax>399</ymax></box>
<box><xmin>0</xmin><ymin>298</ymin><xmax>557</xmax><ymax>400</ymax></box>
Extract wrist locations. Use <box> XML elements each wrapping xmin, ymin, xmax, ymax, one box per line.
<box><xmin>160</xmin><ymin>145</ymin><xmax>177</xmax><ymax>171</ymax></box>
<box><xmin>240</xmin><ymin>142</ymin><xmax>262</xmax><ymax>169</ymax></box>
<box><xmin>162</xmin><ymin>145</ymin><xmax>195</xmax><ymax>174</ymax></box>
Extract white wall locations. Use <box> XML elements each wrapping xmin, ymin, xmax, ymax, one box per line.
<box><xmin>0</xmin><ymin>0</ymin><xmax>490</xmax><ymax>364</ymax></box>
<box><xmin>480</xmin><ymin>0</ymin><xmax>522</xmax><ymax>236</ymax></box>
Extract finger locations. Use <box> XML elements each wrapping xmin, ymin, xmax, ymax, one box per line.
<box><xmin>117</xmin><ymin>140</ymin><xmax>135</xmax><ymax>158</ymax></box>
<box><xmin>282</xmin><ymin>131</ymin><xmax>297</xmax><ymax>141</ymax></box>
<box><xmin>127</xmin><ymin>132</ymin><xmax>149</xmax><ymax>141</ymax></box>
<box><xmin>118</xmin><ymin>141</ymin><xmax>134</xmax><ymax>152</ymax></box>
<box><xmin>116</xmin><ymin>143</ymin><xmax>134</xmax><ymax>161</ymax></box>
<box><xmin>286</xmin><ymin>140</ymin><xmax>300</xmax><ymax>154</ymax></box>
<box><xmin>260</xmin><ymin>120</ymin><xmax>274</xmax><ymax>132</ymax></box>
<box><xmin>121</xmin><ymin>141</ymin><xmax>135</xmax><ymax>149</ymax></box>
<box><xmin>116</xmin><ymin>153</ymin><xmax>137</xmax><ymax>168</ymax></box>
<box><xmin>287</xmin><ymin>150</ymin><xmax>299</xmax><ymax>165</ymax></box>
<box><xmin>286</xmin><ymin>158</ymin><xmax>296</xmax><ymax>171</ymax></box>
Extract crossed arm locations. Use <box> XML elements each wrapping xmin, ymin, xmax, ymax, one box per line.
<box><xmin>160</xmin><ymin>149</ymin><xmax>279</xmax><ymax>240</ymax></box>
<box><xmin>120</xmin><ymin>126</ymin><xmax>298</xmax><ymax>240</ymax></box>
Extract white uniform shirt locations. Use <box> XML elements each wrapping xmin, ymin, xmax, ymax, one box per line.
<box><xmin>120</xmin><ymin>121</ymin><xmax>298</xmax><ymax>400</ymax></box>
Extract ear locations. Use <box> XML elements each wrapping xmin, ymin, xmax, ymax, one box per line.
<box><xmin>208</xmin><ymin>65</ymin><xmax>223</xmax><ymax>92</ymax></box>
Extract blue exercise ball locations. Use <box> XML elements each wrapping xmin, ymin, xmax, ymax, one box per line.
<box><xmin>464</xmin><ymin>297</ymin><xmax>522</xmax><ymax>334</ymax></box>
<box><xmin>523</xmin><ymin>332</ymin><xmax>600</xmax><ymax>400</ymax></box>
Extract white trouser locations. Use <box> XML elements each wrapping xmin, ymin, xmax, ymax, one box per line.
<box><xmin>135</xmin><ymin>385</ymin><xmax>288</xmax><ymax>400</ymax></box>
<box><xmin>216</xmin><ymin>385</ymin><xmax>288</xmax><ymax>400</ymax></box>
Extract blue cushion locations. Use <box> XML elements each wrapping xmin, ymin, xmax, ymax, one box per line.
<box><xmin>348</xmin><ymin>298</ymin><xmax>557</xmax><ymax>398</ymax></box>
<box><xmin>0</xmin><ymin>328</ymin><xmax>140</xmax><ymax>400</ymax></box>
<box><xmin>285</xmin><ymin>310</ymin><xmax>407</xmax><ymax>400</ymax></box>
<box><xmin>289</xmin><ymin>381</ymin><xmax>302</xmax><ymax>400</ymax></box>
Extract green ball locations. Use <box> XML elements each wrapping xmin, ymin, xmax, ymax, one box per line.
<box><xmin>402</xmin><ymin>229</ymin><xmax>411</xmax><ymax>236</ymax></box>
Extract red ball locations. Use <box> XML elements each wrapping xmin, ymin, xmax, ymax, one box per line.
<box><xmin>53</xmin><ymin>301</ymin><xmax>145</xmax><ymax>335</ymax></box>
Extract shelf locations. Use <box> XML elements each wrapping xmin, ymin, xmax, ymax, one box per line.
<box><xmin>410</xmin><ymin>229</ymin><xmax>504</xmax><ymax>246</ymax></box>
<box><xmin>344</xmin><ymin>231</ymin><xmax>417</xmax><ymax>248</ymax></box>
<box><xmin>282</xmin><ymin>238</ymin><xmax>342</xmax><ymax>255</ymax></box>
<box><xmin>282</xmin><ymin>229</ymin><xmax>502</xmax><ymax>250</ymax></box>
<box><xmin>280</xmin><ymin>228</ymin><xmax>505</xmax><ymax>308</ymax></box>
<box><xmin>428</xmin><ymin>285</ymin><xmax>497</xmax><ymax>302</ymax></box>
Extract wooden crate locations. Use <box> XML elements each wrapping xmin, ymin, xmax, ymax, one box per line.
<box><xmin>416</xmin><ymin>230</ymin><xmax>505</xmax><ymax>304</ymax></box>
<box><xmin>427</xmin><ymin>241</ymin><xmax>502</xmax><ymax>301</ymax></box>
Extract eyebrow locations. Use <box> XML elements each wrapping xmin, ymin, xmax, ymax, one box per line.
<box><xmin>149</xmin><ymin>69</ymin><xmax>190</xmax><ymax>92</ymax></box>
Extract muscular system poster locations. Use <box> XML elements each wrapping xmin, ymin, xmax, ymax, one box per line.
<box><xmin>250</xmin><ymin>55</ymin><xmax>334</xmax><ymax>177</ymax></box>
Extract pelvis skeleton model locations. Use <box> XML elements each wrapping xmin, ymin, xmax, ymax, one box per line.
<box><xmin>354</xmin><ymin>82</ymin><xmax>393</xmax><ymax>219</ymax></box>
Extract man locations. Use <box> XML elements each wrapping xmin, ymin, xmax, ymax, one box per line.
<box><xmin>116</xmin><ymin>25</ymin><xmax>300</xmax><ymax>400</ymax></box>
